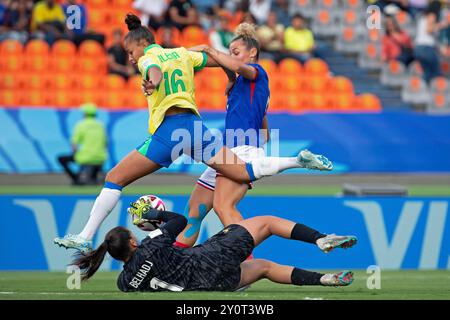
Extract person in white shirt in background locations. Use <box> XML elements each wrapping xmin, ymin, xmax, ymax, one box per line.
<box><xmin>133</xmin><ymin>0</ymin><xmax>168</xmax><ymax>31</ymax></box>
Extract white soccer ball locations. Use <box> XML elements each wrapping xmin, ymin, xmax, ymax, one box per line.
<box><xmin>131</xmin><ymin>195</ymin><xmax>166</xmax><ymax>232</ymax></box>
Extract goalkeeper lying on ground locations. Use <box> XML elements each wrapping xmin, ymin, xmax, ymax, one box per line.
<box><xmin>71</xmin><ymin>199</ymin><xmax>357</xmax><ymax>292</ymax></box>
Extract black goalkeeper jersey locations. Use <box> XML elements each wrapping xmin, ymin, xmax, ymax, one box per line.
<box><xmin>117</xmin><ymin>225</ymin><xmax>254</xmax><ymax>292</ymax></box>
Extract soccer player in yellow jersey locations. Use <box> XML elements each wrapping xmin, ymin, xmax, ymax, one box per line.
<box><xmin>54</xmin><ymin>14</ymin><xmax>333</xmax><ymax>253</ymax></box>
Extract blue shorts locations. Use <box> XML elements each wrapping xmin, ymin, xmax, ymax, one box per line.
<box><xmin>136</xmin><ymin>113</ymin><xmax>220</xmax><ymax>168</ymax></box>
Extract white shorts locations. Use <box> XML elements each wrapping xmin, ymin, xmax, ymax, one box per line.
<box><xmin>197</xmin><ymin>145</ymin><xmax>265</xmax><ymax>191</ymax></box>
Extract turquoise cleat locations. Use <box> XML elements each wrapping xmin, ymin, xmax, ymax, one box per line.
<box><xmin>297</xmin><ymin>149</ymin><xmax>333</xmax><ymax>171</ymax></box>
<box><xmin>316</xmin><ymin>234</ymin><xmax>358</xmax><ymax>253</ymax></box>
<box><xmin>54</xmin><ymin>234</ymin><xmax>93</xmax><ymax>254</ymax></box>
<box><xmin>321</xmin><ymin>271</ymin><xmax>354</xmax><ymax>287</ymax></box>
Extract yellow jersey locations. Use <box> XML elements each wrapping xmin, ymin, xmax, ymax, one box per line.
<box><xmin>137</xmin><ymin>44</ymin><xmax>208</xmax><ymax>134</ymax></box>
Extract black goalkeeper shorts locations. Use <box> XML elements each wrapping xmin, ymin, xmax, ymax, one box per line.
<box><xmin>187</xmin><ymin>224</ymin><xmax>255</xmax><ymax>291</ymax></box>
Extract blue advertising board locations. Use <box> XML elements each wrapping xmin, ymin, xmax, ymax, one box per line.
<box><xmin>1</xmin><ymin>108</ymin><xmax>450</xmax><ymax>173</ymax></box>
<box><xmin>0</xmin><ymin>195</ymin><xmax>448</xmax><ymax>271</ymax></box>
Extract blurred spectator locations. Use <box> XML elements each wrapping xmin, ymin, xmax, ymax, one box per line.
<box><xmin>198</xmin><ymin>6</ymin><xmax>215</xmax><ymax>32</ymax></box>
<box><xmin>192</xmin><ymin>0</ymin><xmax>214</xmax><ymax>13</ymax></box>
<box><xmin>167</xmin><ymin>0</ymin><xmax>199</xmax><ymax>30</ymax></box>
<box><xmin>107</xmin><ymin>29</ymin><xmax>135</xmax><ymax>80</ymax></box>
<box><xmin>241</xmin><ymin>11</ymin><xmax>257</xmax><ymax>24</ymax></box>
<box><xmin>31</xmin><ymin>0</ymin><xmax>67</xmax><ymax>44</ymax></box>
<box><xmin>284</xmin><ymin>13</ymin><xmax>314</xmax><ymax>63</ymax></box>
<box><xmin>414</xmin><ymin>0</ymin><xmax>446</xmax><ymax>83</ymax></box>
<box><xmin>257</xmin><ymin>11</ymin><xmax>284</xmax><ymax>61</ymax></box>
<box><xmin>249</xmin><ymin>0</ymin><xmax>271</xmax><ymax>25</ymax></box>
<box><xmin>160</xmin><ymin>26</ymin><xmax>178</xmax><ymax>48</ymax></box>
<box><xmin>58</xmin><ymin>103</ymin><xmax>107</xmax><ymax>186</ymax></box>
<box><xmin>271</xmin><ymin>0</ymin><xmax>291</xmax><ymax>27</ymax></box>
<box><xmin>0</xmin><ymin>0</ymin><xmax>9</xmax><ymax>34</ymax></box>
<box><xmin>375</xmin><ymin>0</ymin><xmax>412</xmax><ymax>16</ymax></box>
<box><xmin>382</xmin><ymin>15</ymin><xmax>414</xmax><ymax>66</ymax></box>
<box><xmin>62</xmin><ymin>0</ymin><xmax>105</xmax><ymax>46</ymax></box>
<box><xmin>0</xmin><ymin>0</ymin><xmax>33</xmax><ymax>44</ymax></box>
<box><xmin>209</xmin><ymin>11</ymin><xmax>235</xmax><ymax>53</ymax></box>
<box><xmin>409</xmin><ymin>0</ymin><xmax>428</xmax><ymax>17</ymax></box>
<box><xmin>133</xmin><ymin>0</ymin><xmax>168</xmax><ymax>31</ymax></box>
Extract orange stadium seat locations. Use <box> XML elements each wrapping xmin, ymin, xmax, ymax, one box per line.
<box><xmin>331</xmin><ymin>76</ymin><xmax>354</xmax><ymax>95</ymax></box>
<box><xmin>51</xmin><ymin>40</ymin><xmax>77</xmax><ymax>56</ymax></box>
<box><xmin>342</xmin><ymin>10</ymin><xmax>358</xmax><ymax>26</ymax></box>
<box><xmin>156</xmin><ymin>27</ymin><xmax>183</xmax><ymax>46</ymax></box>
<box><xmin>22</xmin><ymin>90</ymin><xmax>51</xmax><ymax>106</ymax></box>
<box><xmin>304</xmin><ymin>76</ymin><xmax>330</xmax><ymax>92</ymax></box>
<box><xmin>194</xmin><ymin>75</ymin><xmax>205</xmax><ymax>91</ymax></box>
<box><xmin>25</xmin><ymin>56</ymin><xmax>50</xmax><ymax>73</ymax></box>
<box><xmin>356</xmin><ymin>93</ymin><xmax>382</xmax><ymax>111</ymax></box>
<box><xmin>429</xmin><ymin>93</ymin><xmax>447</xmax><ymax>109</ymax></box>
<box><xmin>332</xmin><ymin>93</ymin><xmax>356</xmax><ymax>110</ymax></box>
<box><xmin>104</xmin><ymin>74</ymin><xmax>127</xmax><ymax>91</ymax></box>
<box><xmin>85</xmin><ymin>0</ymin><xmax>109</xmax><ymax>8</ymax></box>
<box><xmin>51</xmin><ymin>91</ymin><xmax>80</xmax><ymax>107</ymax></box>
<box><xmin>76</xmin><ymin>57</ymin><xmax>107</xmax><ymax>74</ymax></box>
<box><xmin>126</xmin><ymin>90</ymin><xmax>148</xmax><ymax>109</ymax></box>
<box><xmin>203</xmin><ymin>73</ymin><xmax>226</xmax><ymax>91</ymax></box>
<box><xmin>308</xmin><ymin>93</ymin><xmax>332</xmax><ymax>110</ymax></box>
<box><xmin>258</xmin><ymin>59</ymin><xmax>277</xmax><ymax>77</ymax></box>
<box><xmin>304</xmin><ymin>58</ymin><xmax>329</xmax><ymax>76</ymax></box>
<box><xmin>79</xmin><ymin>89</ymin><xmax>103</xmax><ymax>106</ymax></box>
<box><xmin>49</xmin><ymin>73</ymin><xmax>77</xmax><ymax>91</ymax></box>
<box><xmin>75</xmin><ymin>74</ymin><xmax>102</xmax><ymax>91</ymax></box>
<box><xmin>88</xmin><ymin>9</ymin><xmax>111</xmax><ymax>29</ymax></box>
<box><xmin>367</xmin><ymin>28</ymin><xmax>382</xmax><ymax>43</ymax></box>
<box><xmin>25</xmin><ymin>39</ymin><xmax>50</xmax><ymax>56</ymax></box>
<box><xmin>50</xmin><ymin>55</ymin><xmax>77</xmax><ymax>73</ymax></box>
<box><xmin>268</xmin><ymin>93</ymin><xmax>285</xmax><ymax>111</ymax></box>
<box><xmin>1</xmin><ymin>56</ymin><xmax>23</xmax><ymax>72</ymax></box>
<box><xmin>278</xmin><ymin>58</ymin><xmax>303</xmax><ymax>75</ymax></box>
<box><xmin>284</xmin><ymin>92</ymin><xmax>305</xmax><ymax>112</ymax></box>
<box><xmin>0</xmin><ymin>39</ymin><xmax>23</xmax><ymax>56</ymax></box>
<box><xmin>0</xmin><ymin>73</ymin><xmax>24</xmax><ymax>90</ymax></box>
<box><xmin>269</xmin><ymin>74</ymin><xmax>283</xmax><ymax>92</ymax></box>
<box><xmin>25</xmin><ymin>74</ymin><xmax>51</xmax><ymax>90</ymax></box>
<box><xmin>283</xmin><ymin>74</ymin><xmax>303</xmax><ymax>92</ymax></box>
<box><xmin>112</xmin><ymin>0</ymin><xmax>133</xmax><ymax>9</ymax></box>
<box><xmin>0</xmin><ymin>90</ymin><xmax>22</xmax><ymax>106</ymax></box>
<box><xmin>127</xmin><ymin>74</ymin><xmax>143</xmax><ymax>92</ymax></box>
<box><xmin>78</xmin><ymin>40</ymin><xmax>105</xmax><ymax>58</ymax></box>
<box><xmin>207</xmin><ymin>92</ymin><xmax>227</xmax><ymax>110</ymax></box>
<box><xmin>181</xmin><ymin>26</ymin><xmax>208</xmax><ymax>47</ymax></box>
<box><xmin>103</xmin><ymin>91</ymin><xmax>128</xmax><ymax>109</ymax></box>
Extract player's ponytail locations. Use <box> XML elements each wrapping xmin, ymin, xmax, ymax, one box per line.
<box><xmin>124</xmin><ymin>13</ymin><xmax>155</xmax><ymax>46</ymax></box>
<box><xmin>71</xmin><ymin>227</ymin><xmax>133</xmax><ymax>281</ymax></box>
<box><xmin>232</xmin><ymin>22</ymin><xmax>260</xmax><ymax>60</ymax></box>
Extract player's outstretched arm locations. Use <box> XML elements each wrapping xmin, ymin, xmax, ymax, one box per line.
<box><xmin>141</xmin><ymin>208</ymin><xmax>187</xmax><ymax>240</ymax></box>
<box><xmin>190</xmin><ymin>45</ymin><xmax>256</xmax><ymax>80</ymax></box>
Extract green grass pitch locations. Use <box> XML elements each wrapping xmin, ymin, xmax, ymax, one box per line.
<box><xmin>1</xmin><ymin>184</ymin><xmax>449</xmax><ymax>300</ymax></box>
<box><xmin>0</xmin><ymin>271</ymin><xmax>449</xmax><ymax>300</ymax></box>
<box><xmin>1</xmin><ymin>184</ymin><xmax>450</xmax><ymax>196</ymax></box>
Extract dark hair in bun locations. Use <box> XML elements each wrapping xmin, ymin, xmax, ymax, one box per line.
<box><xmin>124</xmin><ymin>13</ymin><xmax>155</xmax><ymax>45</ymax></box>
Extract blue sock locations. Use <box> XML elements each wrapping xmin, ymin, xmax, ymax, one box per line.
<box><xmin>245</xmin><ymin>162</ymin><xmax>256</xmax><ymax>182</ymax></box>
<box><xmin>104</xmin><ymin>181</ymin><xmax>123</xmax><ymax>191</ymax></box>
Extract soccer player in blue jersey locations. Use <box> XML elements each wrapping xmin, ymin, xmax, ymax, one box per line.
<box><xmin>173</xmin><ymin>23</ymin><xmax>332</xmax><ymax>248</ymax></box>
<box><xmin>55</xmin><ymin>16</ymin><xmax>332</xmax><ymax>254</ymax></box>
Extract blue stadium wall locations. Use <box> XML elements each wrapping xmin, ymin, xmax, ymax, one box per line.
<box><xmin>1</xmin><ymin>107</ymin><xmax>450</xmax><ymax>173</ymax></box>
<box><xmin>0</xmin><ymin>195</ymin><xmax>449</xmax><ymax>271</ymax></box>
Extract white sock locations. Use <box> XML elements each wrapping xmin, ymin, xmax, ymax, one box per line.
<box><xmin>78</xmin><ymin>188</ymin><xmax>122</xmax><ymax>240</ymax></box>
<box><xmin>251</xmin><ymin>157</ymin><xmax>301</xmax><ymax>179</ymax></box>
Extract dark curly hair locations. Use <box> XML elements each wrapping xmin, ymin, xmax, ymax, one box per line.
<box><xmin>124</xmin><ymin>13</ymin><xmax>155</xmax><ymax>45</ymax></box>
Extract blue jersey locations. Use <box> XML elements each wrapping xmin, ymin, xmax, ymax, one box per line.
<box><xmin>224</xmin><ymin>63</ymin><xmax>270</xmax><ymax>147</ymax></box>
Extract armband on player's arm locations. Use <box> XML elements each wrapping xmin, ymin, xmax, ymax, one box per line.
<box><xmin>142</xmin><ymin>208</ymin><xmax>188</xmax><ymax>239</ymax></box>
